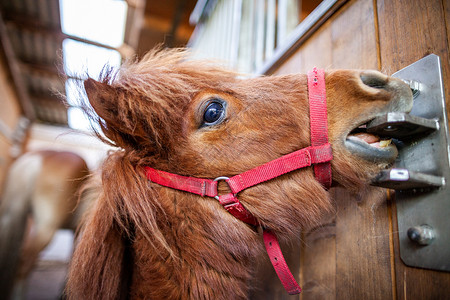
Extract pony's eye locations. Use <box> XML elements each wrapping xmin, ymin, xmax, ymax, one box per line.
<box><xmin>203</xmin><ymin>100</ymin><xmax>225</xmax><ymax>126</ymax></box>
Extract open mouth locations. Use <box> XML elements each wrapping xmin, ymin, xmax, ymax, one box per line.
<box><xmin>345</xmin><ymin>121</ymin><xmax>398</xmax><ymax>162</ymax></box>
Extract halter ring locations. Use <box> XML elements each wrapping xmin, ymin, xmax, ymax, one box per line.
<box><xmin>213</xmin><ymin>176</ymin><xmax>232</xmax><ymax>200</ymax></box>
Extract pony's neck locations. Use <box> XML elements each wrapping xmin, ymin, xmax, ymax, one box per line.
<box><xmin>129</xmin><ymin>191</ymin><xmax>262</xmax><ymax>299</ymax></box>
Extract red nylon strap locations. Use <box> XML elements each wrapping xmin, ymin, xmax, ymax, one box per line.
<box><xmin>217</xmin><ymin>193</ymin><xmax>259</xmax><ymax>226</ymax></box>
<box><xmin>144</xmin><ymin>142</ymin><xmax>332</xmax><ymax>214</ymax></box>
<box><xmin>308</xmin><ymin>68</ymin><xmax>332</xmax><ymax>189</ymax></box>
<box><xmin>144</xmin><ymin>167</ymin><xmax>218</xmax><ymax>198</ymax></box>
<box><xmin>144</xmin><ymin>167</ymin><xmax>258</xmax><ymax>225</ymax></box>
<box><xmin>263</xmin><ymin>230</ymin><xmax>302</xmax><ymax>294</ymax></box>
<box><xmin>226</xmin><ymin>144</ymin><xmax>332</xmax><ymax>194</ymax></box>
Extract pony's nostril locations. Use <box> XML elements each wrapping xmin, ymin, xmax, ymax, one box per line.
<box><xmin>360</xmin><ymin>71</ymin><xmax>389</xmax><ymax>89</ymax></box>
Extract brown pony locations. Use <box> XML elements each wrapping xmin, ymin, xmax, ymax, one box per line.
<box><xmin>66</xmin><ymin>48</ymin><xmax>413</xmax><ymax>299</ymax></box>
<box><xmin>0</xmin><ymin>150</ymin><xmax>89</xmax><ymax>299</ymax></box>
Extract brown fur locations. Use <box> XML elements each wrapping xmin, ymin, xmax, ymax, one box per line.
<box><xmin>66</xmin><ymin>48</ymin><xmax>412</xmax><ymax>299</ymax></box>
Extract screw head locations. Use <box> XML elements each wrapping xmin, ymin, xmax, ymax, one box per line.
<box><xmin>407</xmin><ymin>224</ymin><xmax>435</xmax><ymax>245</ymax></box>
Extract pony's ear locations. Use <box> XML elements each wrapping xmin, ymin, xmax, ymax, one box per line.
<box><xmin>84</xmin><ymin>78</ymin><xmax>120</xmax><ymax>126</ymax></box>
<box><xmin>84</xmin><ymin>78</ymin><xmax>144</xmax><ymax>148</ymax></box>
<box><xmin>83</xmin><ymin>77</ymin><xmax>173</xmax><ymax>154</ymax></box>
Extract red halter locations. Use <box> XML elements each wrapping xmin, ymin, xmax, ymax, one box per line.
<box><xmin>144</xmin><ymin>68</ymin><xmax>332</xmax><ymax>295</ymax></box>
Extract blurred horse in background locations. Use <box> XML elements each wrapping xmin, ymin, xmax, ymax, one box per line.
<box><xmin>0</xmin><ymin>150</ymin><xmax>91</xmax><ymax>299</ymax></box>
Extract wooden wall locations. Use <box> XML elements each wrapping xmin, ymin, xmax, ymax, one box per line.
<box><xmin>376</xmin><ymin>1</ymin><xmax>450</xmax><ymax>298</ymax></box>
<box><xmin>258</xmin><ymin>0</ymin><xmax>450</xmax><ymax>299</ymax></box>
<box><xmin>0</xmin><ymin>50</ymin><xmax>22</xmax><ymax>191</ymax></box>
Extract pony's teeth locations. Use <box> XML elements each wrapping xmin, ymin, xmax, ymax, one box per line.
<box><xmin>379</xmin><ymin>139</ymin><xmax>392</xmax><ymax>148</ymax></box>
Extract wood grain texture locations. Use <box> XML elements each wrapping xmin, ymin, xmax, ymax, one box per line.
<box><xmin>377</xmin><ymin>0</ymin><xmax>450</xmax><ymax>299</ymax></box>
<box><xmin>0</xmin><ymin>50</ymin><xmax>22</xmax><ymax>192</ymax></box>
<box><xmin>300</xmin><ymin>211</ymin><xmax>336</xmax><ymax>300</ymax></box>
<box><xmin>329</xmin><ymin>0</ymin><xmax>378</xmax><ymax>69</ymax></box>
<box><xmin>262</xmin><ymin>0</ymin><xmax>450</xmax><ymax>299</ymax></box>
<box><xmin>293</xmin><ymin>2</ymin><xmax>393</xmax><ymax>299</ymax></box>
<box><xmin>260</xmin><ymin>0</ymin><xmax>349</xmax><ymax>75</ymax></box>
<box><xmin>445</xmin><ymin>0</ymin><xmax>450</xmax><ymax>56</ymax></box>
<box><xmin>275</xmin><ymin>0</ymin><xmax>378</xmax><ymax>74</ymax></box>
<box><xmin>377</xmin><ymin>0</ymin><xmax>450</xmax><ymax>107</ymax></box>
<box><xmin>274</xmin><ymin>1</ymin><xmax>394</xmax><ymax>299</ymax></box>
<box><xmin>335</xmin><ymin>187</ymin><xmax>393</xmax><ymax>300</ymax></box>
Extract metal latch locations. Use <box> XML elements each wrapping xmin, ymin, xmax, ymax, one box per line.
<box><xmin>371</xmin><ymin>54</ymin><xmax>450</xmax><ymax>272</ymax></box>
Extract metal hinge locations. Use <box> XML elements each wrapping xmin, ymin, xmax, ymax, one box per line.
<box><xmin>371</xmin><ymin>54</ymin><xmax>450</xmax><ymax>272</ymax></box>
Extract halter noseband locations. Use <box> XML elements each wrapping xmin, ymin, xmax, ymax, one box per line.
<box><xmin>144</xmin><ymin>68</ymin><xmax>332</xmax><ymax>295</ymax></box>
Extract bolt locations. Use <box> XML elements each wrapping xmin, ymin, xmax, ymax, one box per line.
<box><xmin>407</xmin><ymin>224</ymin><xmax>435</xmax><ymax>245</ymax></box>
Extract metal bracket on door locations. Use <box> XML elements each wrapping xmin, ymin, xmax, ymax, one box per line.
<box><xmin>370</xmin><ymin>54</ymin><xmax>450</xmax><ymax>272</ymax></box>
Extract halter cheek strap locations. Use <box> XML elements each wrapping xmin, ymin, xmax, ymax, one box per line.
<box><xmin>308</xmin><ymin>68</ymin><xmax>332</xmax><ymax>188</ymax></box>
<box><xmin>144</xmin><ymin>68</ymin><xmax>331</xmax><ymax>295</ymax></box>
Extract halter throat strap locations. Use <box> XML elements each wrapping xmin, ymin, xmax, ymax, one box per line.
<box><xmin>144</xmin><ymin>68</ymin><xmax>331</xmax><ymax>295</ymax></box>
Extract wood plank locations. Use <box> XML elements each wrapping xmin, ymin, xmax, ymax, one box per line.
<box><xmin>274</xmin><ymin>1</ymin><xmax>394</xmax><ymax>299</ymax></box>
<box><xmin>443</xmin><ymin>0</ymin><xmax>450</xmax><ymax>108</ymax></box>
<box><xmin>124</xmin><ymin>0</ymin><xmax>145</xmax><ymax>49</ymax></box>
<box><xmin>300</xmin><ymin>211</ymin><xmax>336</xmax><ymax>300</ymax></box>
<box><xmin>270</xmin><ymin>11</ymin><xmax>335</xmax><ymax>300</ymax></box>
<box><xmin>0</xmin><ymin>14</ymin><xmax>35</xmax><ymax>120</ymax></box>
<box><xmin>273</xmin><ymin>8</ymin><xmax>334</xmax><ymax>300</ymax></box>
<box><xmin>274</xmin><ymin>0</ymin><xmax>378</xmax><ymax>73</ymax></box>
<box><xmin>377</xmin><ymin>0</ymin><xmax>450</xmax><ymax>107</ymax></box>
<box><xmin>260</xmin><ymin>0</ymin><xmax>349</xmax><ymax>75</ymax></box>
<box><xmin>445</xmin><ymin>0</ymin><xmax>450</xmax><ymax>44</ymax></box>
<box><xmin>255</xmin><ymin>0</ymin><xmax>450</xmax><ymax>298</ymax></box>
<box><xmin>329</xmin><ymin>0</ymin><xmax>378</xmax><ymax>69</ymax></box>
<box><xmin>377</xmin><ymin>0</ymin><xmax>450</xmax><ymax>298</ymax></box>
<box><xmin>0</xmin><ymin>43</ymin><xmax>23</xmax><ymax>191</ymax></box>
<box><xmin>275</xmin><ymin>22</ymin><xmax>333</xmax><ymax>74</ymax></box>
<box><xmin>335</xmin><ymin>187</ymin><xmax>393</xmax><ymax>300</ymax></box>
<box><xmin>297</xmin><ymin>2</ymin><xmax>393</xmax><ymax>299</ymax></box>
<box><xmin>322</xmin><ymin>3</ymin><xmax>395</xmax><ymax>296</ymax></box>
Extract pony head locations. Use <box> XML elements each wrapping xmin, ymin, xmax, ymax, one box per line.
<box><xmin>68</xmin><ymin>48</ymin><xmax>412</xmax><ymax>299</ymax></box>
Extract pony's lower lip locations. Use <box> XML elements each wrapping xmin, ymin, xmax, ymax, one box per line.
<box><xmin>345</xmin><ymin>136</ymin><xmax>398</xmax><ymax>162</ymax></box>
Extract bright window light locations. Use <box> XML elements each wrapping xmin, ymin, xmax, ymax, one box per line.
<box><xmin>65</xmin><ymin>78</ymin><xmax>79</xmax><ymax>107</ymax></box>
<box><xmin>63</xmin><ymin>39</ymin><xmax>121</xmax><ymax>80</ymax></box>
<box><xmin>60</xmin><ymin>0</ymin><xmax>128</xmax><ymax>131</ymax></box>
<box><xmin>66</xmin><ymin>79</ymin><xmax>95</xmax><ymax>131</ymax></box>
<box><xmin>67</xmin><ymin>107</ymin><xmax>93</xmax><ymax>131</ymax></box>
<box><xmin>60</xmin><ymin>0</ymin><xmax>127</xmax><ymax>48</ymax></box>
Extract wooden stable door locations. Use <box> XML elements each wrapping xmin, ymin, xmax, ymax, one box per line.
<box><xmin>255</xmin><ymin>0</ymin><xmax>450</xmax><ymax>299</ymax></box>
